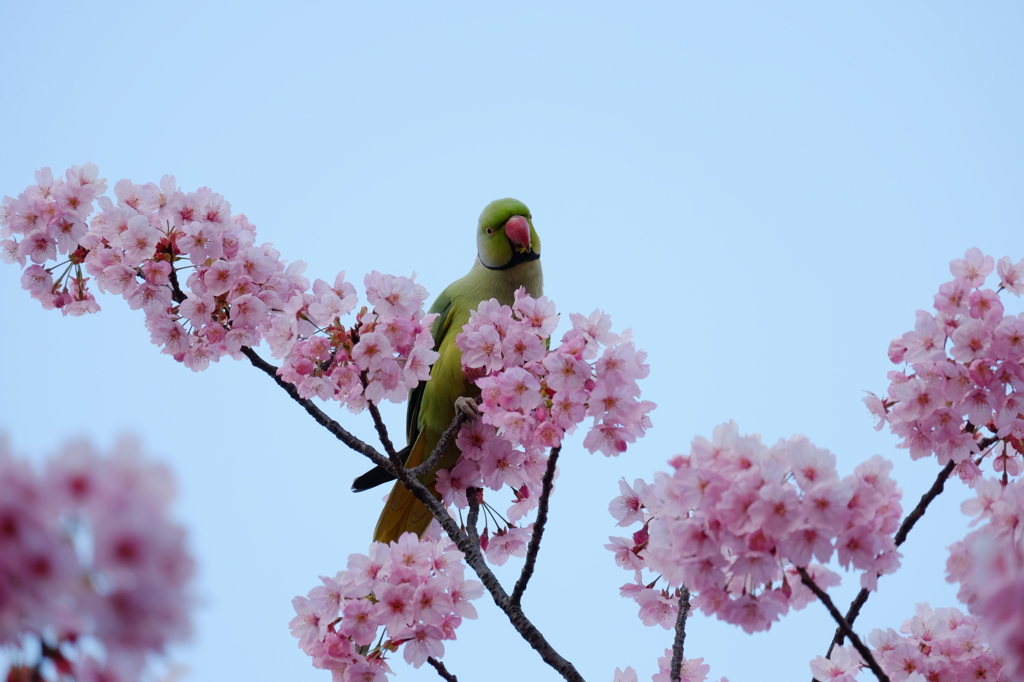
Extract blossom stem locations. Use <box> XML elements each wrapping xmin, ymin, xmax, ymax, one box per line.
<box><xmin>798</xmin><ymin>567</ymin><xmax>889</xmax><ymax>682</ymax></box>
<box><xmin>168</xmin><ymin>265</ymin><xmax>187</xmax><ymax>304</ymax></box>
<box><xmin>406</xmin><ymin>409</ymin><xmax>471</xmax><ymax>479</ymax></box>
<box><xmin>362</xmin><ymin>373</ymin><xmax>398</xmax><ymax>459</ymax></box>
<box><xmin>511</xmin><ymin>446</ymin><xmax>561</xmax><ymax>607</ymax></box>
<box><xmin>669</xmin><ymin>586</ymin><xmax>691</xmax><ymax>682</ymax></box>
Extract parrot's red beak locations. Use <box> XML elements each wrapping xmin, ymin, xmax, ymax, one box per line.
<box><xmin>505</xmin><ymin>215</ymin><xmax>531</xmax><ymax>251</ymax></box>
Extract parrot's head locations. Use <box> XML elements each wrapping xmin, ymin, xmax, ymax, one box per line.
<box><xmin>476</xmin><ymin>198</ymin><xmax>541</xmax><ymax>270</ymax></box>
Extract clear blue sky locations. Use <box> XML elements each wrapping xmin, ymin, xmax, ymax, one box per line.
<box><xmin>2</xmin><ymin>2</ymin><xmax>1022</xmax><ymax>681</ymax></box>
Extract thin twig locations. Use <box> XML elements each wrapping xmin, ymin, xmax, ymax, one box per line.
<box><xmin>511</xmin><ymin>446</ymin><xmax>561</xmax><ymax>607</ymax></box>
<box><xmin>427</xmin><ymin>656</ymin><xmax>458</xmax><ymax>682</ymax></box>
<box><xmin>241</xmin><ymin>347</ymin><xmax>389</xmax><ymax>466</ymax></box>
<box><xmin>798</xmin><ymin>567</ymin><xmax>890</xmax><ymax>682</ymax></box>
<box><xmin>893</xmin><ymin>458</ymin><xmax>957</xmax><ymax>546</ymax></box>
<box><xmin>669</xmin><ymin>586</ymin><xmax>691</xmax><ymax>682</ymax></box>
<box><xmin>406</xmin><ymin>408</ymin><xmax>471</xmax><ymax>478</ymax></box>
<box><xmin>362</xmin><ymin>373</ymin><xmax>398</xmax><ymax>459</ymax></box>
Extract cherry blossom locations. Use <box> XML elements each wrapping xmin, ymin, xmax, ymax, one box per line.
<box><xmin>290</xmin><ymin>533</ymin><xmax>482</xmax><ymax>678</ymax></box>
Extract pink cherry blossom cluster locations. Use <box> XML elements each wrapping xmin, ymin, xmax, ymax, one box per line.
<box><xmin>857</xmin><ymin>604</ymin><xmax>1002</xmax><ymax>682</ymax></box>
<box><xmin>274</xmin><ymin>271</ymin><xmax>439</xmax><ymax>411</ymax></box>
<box><xmin>441</xmin><ymin>292</ymin><xmax>654</xmax><ymax>540</ymax></box>
<box><xmin>607</xmin><ymin>422</ymin><xmax>902</xmax><ymax>635</ymax></box>
<box><xmin>458</xmin><ymin>292</ymin><xmax>654</xmax><ymax>458</ymax></box>
<box><xmin>613</xmin><ymin>653</ymin><xmax>715</xmax><ymax>682</ymax></box>
<box><xmin>867</xmin><ymin>248</ymin><xmax>1024</xmax><ymax>479</ymax></box>
<box><xmin>289</xmin><ymin>532</ymin><xmax>483</xmax><ymax>679</ymax></box>
<box><xmin>1</xmin><ymin>166</ymin><xmax>438</xmax><ymax>409</ymax></box>
<box><xmin>944</xmin><ymin>477</ymin><xmax>1024</xmax><ymax>679</ymax></box>
<box><xmin>0</xmin><ymin>435</ymin><xmax>193</xmax><ymax>682</ymax></box>
<box><xmin>1</xmin><ymin>165</ymin><xmax>108</xmax><ymax>315</ymax></box>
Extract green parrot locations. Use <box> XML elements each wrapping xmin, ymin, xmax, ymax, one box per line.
<box><xmin>352</xmin><ymin>198</ymin><xmax>544</xmax><ymax>544</ymax></box>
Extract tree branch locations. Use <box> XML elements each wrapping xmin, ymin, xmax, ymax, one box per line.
<box><xmin>244</xmin><ymin>348</ymin><xmax>585</xmax><ymax>682</ymax></box>
<box><xmin>670</xmin><ymin>586</ymin><xmax>691</xmax><ymax>682</ymax></box>
<box><xmin>825</xmin><ymin>457</ymin><xmax>958</xmax><ymax>659</ymax></box>
<box><xmin>366</xmin><ymin>397</ymin><xmax>398</xmax><ymax>460</ymax></box>
<box><xmin>462</xmin><ymin>488</ymin><xmax>585</xmax><ymax>681</ymax></box>
<box><xmin>406</xmin><ymin>408</ymin><xmax>471</xmax><ymax>479</ymax></box>
<box><xmin>511</xmin><ymin>446</ymin><xmax>560</xmax><ymax>607</ymax></box>
<box><xmin>798</xmin><ymin>567</ymin><xmax>889</xmax><ymax>682</ymax></box>
<box><xmin>427</xmin><ymin>656</ymin><xmax>458</xmax><ymax>682</ymax></box>
<box><xmin>240</xmin><ymin>347</ymin><xmax>389</xmax><ymax>466</ymax></box>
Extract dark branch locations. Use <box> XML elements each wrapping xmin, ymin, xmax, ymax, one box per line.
<box><xmin>406</xmin><ymin>408</ymin><xmax>471</xmax><ymax>479</ymax></box>
<box><xmin>511</xmin><ymin>446</ymin><xmax>561</xmax><ymax>607</ymax></box>
<box><xmin>798</xmin><ymin>567</ymin><xmax>889</xmax><ymax>682</ymax></box>
<box><xmin>240</xmin><ymin>347</ymin><xmax>389</xmax><ymax>466</ymax></box>
<box><xmin>366</xmin><ymin>397</ymin><xmax>398</xmax><ymax>459</ymax></box>
<box><xmin>670</xmin><ymin>586</ymin><xmax>691</xmax><ymax>682</ymax></box>
<box><xmin>427</xmin><ymin>656</ymin><xmax>458</xmax><ymax>682</ymax></box>
<box><xmin>168</xmin><ymin>266</ymin><xmax>187</xmax><ymax>304</ymax></box>
<box><xmin>893</xmin><ymin>459</ymin><xmax>957</xmax><ymax>547</ymax></box>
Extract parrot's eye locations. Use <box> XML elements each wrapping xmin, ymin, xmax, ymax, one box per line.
<box><xmin>485</xmin><ymin>227</ymin><xmax>494</xmax><ymax>235</ymax></box>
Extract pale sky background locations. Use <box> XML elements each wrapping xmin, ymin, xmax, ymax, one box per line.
<box><xmin>1</xmin><ymin>3</ymin><xmax>1023</xmax><ymax>681</ymax></box>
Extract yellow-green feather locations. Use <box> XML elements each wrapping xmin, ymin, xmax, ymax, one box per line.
<box><xmin>372</xmin><ymin>199</ymin><xmax>543</xmax><ymax>543</ymax></box>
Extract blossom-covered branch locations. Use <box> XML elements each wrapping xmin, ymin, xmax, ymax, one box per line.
<box><xmin>2</xmin><ymin>166</ymin><xmax>664</xmax><ymax>680</ymax></box>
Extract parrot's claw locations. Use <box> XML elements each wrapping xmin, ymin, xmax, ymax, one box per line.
<box><xmin>455</xmin><ymin>396</ymin><xmax>482</xmax><ymax>422</ymax></box>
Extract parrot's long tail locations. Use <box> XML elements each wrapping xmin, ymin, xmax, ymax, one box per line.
<box><xmin>373</xmin><ymin>476</ymin><xmax>436</xmax><ymax>544</ymax></box>
<box><xmin>372</xmin><ymin>434</ymin><xmax>439</xmax><ymax>544</ymax></box>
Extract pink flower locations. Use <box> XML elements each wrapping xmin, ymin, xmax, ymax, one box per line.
<box><xmin>458</xmin><ymin>324</ymin><xmax>503</xmax><ymax>373</ymax></box>
<box><xmin>119</xmin><ymin>215</ymin><xmax>159</xmax><ymax>264</ymax></box>
<box><xmin>364</xmin><ymin>271</ymin><xmax>424</xmax><ymax>318</ymax></box>
<box><xmin>901</xmin><ymin>311</ymin><xmax>945</xmax><ymax>364</ymax></box>
<box><xmin>950</xmin><ymin>247</ymin><xmax>994</xmax><ymax>287</ymax></box>
<box><xmin>512</xmin><ymin>289</ymin><xmax>558</xmax><ymax>337</ymax></box>
<box><xmin>352</xmin><ymin>332</ymin><xmax>393</xmax><ymax>372</ymax></box>
<box><xmin>997</xmin><ymin>256</ymin><xmax>1024</xmax><ymax>295</ymax></box>
<box><xmin>339</xmin><ymin>599</ymin><xmax>378</xmax><ymax>646</ymax></box>
<box><xmin>483</xmin><ymin>526</ymin><xmax>530</xmax><ymax>566</ymax></box>
<box><xmin>569</xmin><ymin>309</ymin><xmax>618</xmax><ymax>349</ymax></box>
<box><xmin>934</xmin><ymin>278</ymin><xmax>971</xmax><ymax>315</ymax></box>
<box><xmin>19</xmin><ymin>229</ymin><xmax>56</xmax><ymax>264</ymax></box>
<box><xmin>203</xmin><ymin>260</ymin><xmax>238</xmax><ymax>295</ymax></box>
<box><xmin>495</xmin><ymin>367</ymin><xmax>542</xmax><ymax>412</ymax></box>
<box><xmin>229</xmin><ymin>292</ymin><xmax>268</xmax><ymax>329</ymax></box>
<box><xmin>609</xmin><ymin>478</ymin><xmax>647</xmax><ymax>527</ymax></box>
<box><xmin>613</xmin><ymin>667</ymin><xmax>639</xmax><ymax>682</ymax></box>
<box><xmin>373</xmin><ymin>582</ymin><xmax>416</xmax><ymax>632</ymax></box>
<box><xmin>290</xmin><ymin>595</ymin><xmax>328</xmax><ymax>653</ymax></box>
<box><xmin>542</xmin><ymin>351</ymin><xmax>590</xmax><ymax>392</ymax></box>
<box><xmin>583</xmin><ymin>423</ymin><xmax>635</xmax><ymax>457</ymax></box>
<box><xmin>635</xmin><ymin>588</ymin><xmax>677</xmax><ymax>629</ymax></box>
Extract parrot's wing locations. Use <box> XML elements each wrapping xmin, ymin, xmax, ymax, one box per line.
<box><xmin>351</xmin><ymin>289</ymin><xmax>456</xmax><ymax>493</ymax></box>
<box><xmin>406</xmin><ymin>291</ymin><xmax>455</xmax><ymax>445</ymax></box>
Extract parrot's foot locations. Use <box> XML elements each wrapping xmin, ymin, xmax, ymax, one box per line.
<box><xmin>455</xmin><ymin>396</ymin><xmax>482</xmax><ymax>422</ymax></box>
